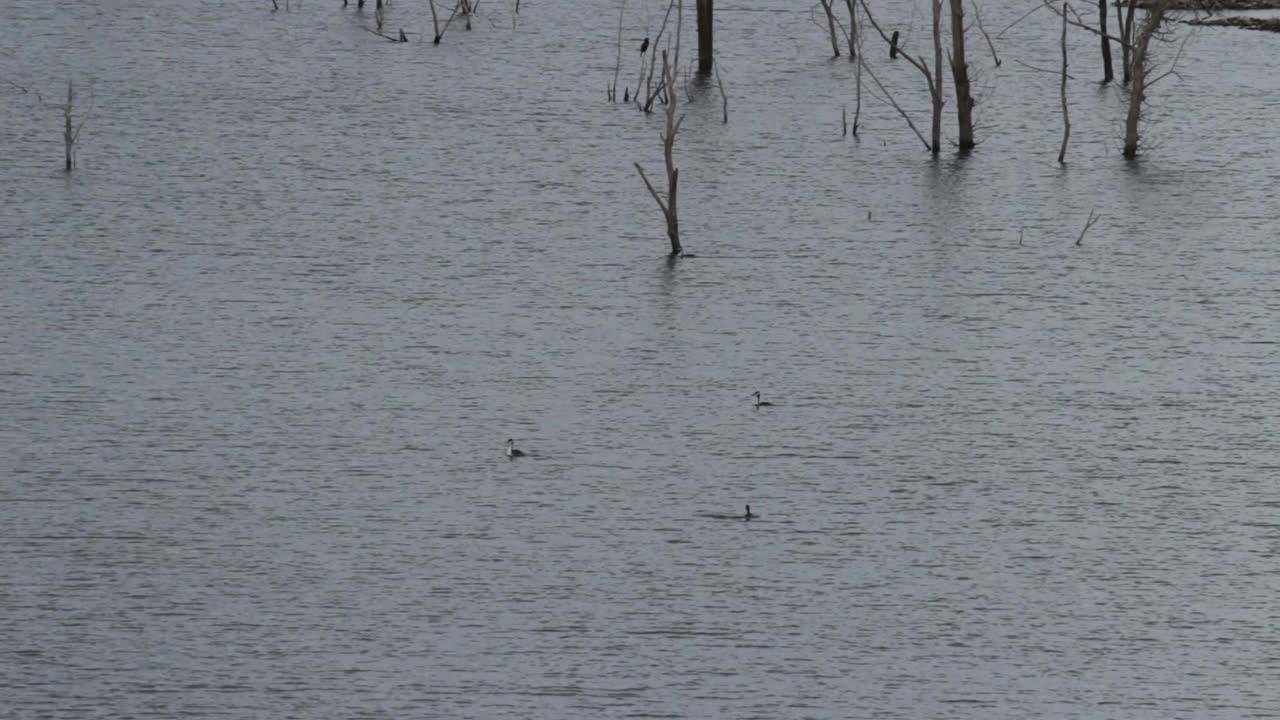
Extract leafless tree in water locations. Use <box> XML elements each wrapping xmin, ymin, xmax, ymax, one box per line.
<box><xmin>634</xmin><ymin>0</ymin><xmax>685</xmax><ymax>256</ymax></box>
<box><xmin>860</xmin><ymin>0</ymin><xmax>946</xmax><ymax>153</ymax></box>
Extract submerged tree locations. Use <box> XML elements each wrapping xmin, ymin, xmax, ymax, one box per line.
<box><xmin>610</xmin><ymin>0</ymin><xmax>626</xmax><ymax>101</ymax></box>
<box><xmin>1117</xmin><ymin>0</ymin><xmax>1137</xmax><ymax>83</ymax></box>
<box><xmin>1059</xmin><ymin>3</ymin><xmax>1070</xmax><ymax>163</ymax></box>
<box><xmin>61</xmin><ymin>78</ymin><xmax>91</xmax><ymax>172</ymax></box>
<box><xmin>847</xmin><ymin>0</ymin><xmax>863</xmax><ymax>133</ymax></box>
<box><xmin>861</xmin><ymin>0</ymin><xmax>945</xmax><ymax>154</ymax></box>
<box><xmin>948</xmin><ymin>0</ymin><xmax>975</xmax><ymax>150</ymax></box>
<box><xmin>1123</xmin><ymin>0</ymin><xmax>1172</xmax><ymax>158</ymax></box>
<box><xmin>818</xmin><ymin>0</ymin><xmax>842</xmax><ymax>57</ymax></box>
<box><xmin>634</xmin><ymin>0</ymin><xmax>685</xmax><ymax>256</ymax></box>
<box><xmin>696</xmin><ymin>0</ymin><xmax>713</xmax><ymax>74</ymax></box>
<box><xmin>1042</xmin><ymin>0</ymin><xmax>1183</xmax><ymax>158</ymax></box>
<box><xmin>428</xmin><ymin>0</ymin><xmax>466</xmax><ymax>44</ymax></box>
<box><xmin>1098</xmin><ymin>0</ymin><xmax>1114</xmax><ymax>82</ymax></box>
<box><xmin>843</xmin><ymin>0</ymin><xmax>859</xmax><ymax>58</ymax></box>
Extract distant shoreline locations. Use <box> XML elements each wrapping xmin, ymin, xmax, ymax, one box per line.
<box><xmin>1186</xmin><ymin>15</ymin><xmax>1280</xmax><ymax>29</ymax></box>
<box><xmin>1141</xmin><ymin>0</ymin><xmax>1280</xmax><ymax>9</ymax></box>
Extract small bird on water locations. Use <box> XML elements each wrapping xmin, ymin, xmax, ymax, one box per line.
<box><xmin>752</xmin><ymin>391</ymin><xmax>774</xmax><ymax>408</ymax></box>
<box><xmin>639</xmin><ymin>37</ymin><xmax>650</xmax><ymax>54</ymax></box>
<box><xmin>505</xmin><ymin>439</ymin><xmax>526</xmax><ymax>458</ymax></box>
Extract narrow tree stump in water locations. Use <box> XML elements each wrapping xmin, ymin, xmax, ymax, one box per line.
<box><xmin>696</xmin><ymin>0</ymin><xmax>714</xmax><ymax>74</ymax></box>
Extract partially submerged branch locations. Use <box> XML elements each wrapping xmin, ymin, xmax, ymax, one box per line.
<box><xmin>1076</xmin><ymin>210</ymin><xmax>1100</xmax><ymax>245</ymax></box>
<box><xmin>859</xmin><ymin>55</ymin><xmax>930</xmax><ymax>150</ymax></box>
<box><xmin>430</xmin><ymin>0</ymin><xmax>464</xmax><ymax>44</ymax></box>
<box><xmin>610</xmin><ymin>0</ymin><xmax>626</xmax><ymax>101</ymax></box>
<box><xmin>63</xmin><ymin>78</ymin><xmax>74</xmax><ymax>171</ymax></box>
<box><xmin>363</xmin><ymin>26</ymin><xmax>409</xmax><ymax>41</ymax></box>
<box><xmin>713</xmin><ymin>59</ymin><xmax>728</xmax><ymax>123</ymax></box>
<box><xmin>1059</xmin><ymin>3</ymin><xmax>1070</xmax><ymax>163</ymax></box>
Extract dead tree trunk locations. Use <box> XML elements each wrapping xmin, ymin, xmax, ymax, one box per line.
<box><xmin>1118</xmin><ymin>0</ymin><xmax>1137</xmax><ymax>83</ymax></box>
<box><xmin>848</xmin><ymin>0</ymin><xmax>862</xmax><ymax>130</ymax></box>
<box><xmin>844</xmin><ymin>0</ymin><xmax>859</xmax><ymax>58</ymax></box>
<box><xmin>930</xmin><ymin>0</ymin><xmax>943</xmax><ymax>154</ymax></box>
<box><xmin>1123</xmin><ymin>3</ymin><xmax>1167</xmax><ymax>158</ymax></box>
<box><xmin>1099</xmin><ymin>0</ymin><xmax>1114</xmax><ymax>82</ymax></box>
<box><xmin>819</xmin><ymin>0</ymin><xmax>841</xmax><ymax>57</ymax></box>
<box><xmin>63</xmin><ymin>79</ymin><xmax>74</xmax><ymax>172</ymax></box>
<box><xmin>635</xmin><ymin>2</ymin><xmax>685</xmax><ymax>256</ymax></box>
<box><xmin>696</xmin><ymin>0</ymin><xmax>713</xmax><ymax>74</ymax></box>
<box><xmin>714</xmin><ymin>59</ymin><xmax>728</xmax><ymax>123</ymax></box>
<box><xmin>948</xmin><ymin>0</ymin><xmax>974</xmax><ymax>150</ymax></box>
<box><xmin>1059</xmin><ymin>3</ymin><xmax>1070</xmax><ymax>163</ymax></box>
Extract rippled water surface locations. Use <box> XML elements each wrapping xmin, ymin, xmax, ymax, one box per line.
<box><xmin>4</xmin><ymin>1</ymin><xmax>1280</xmax><ymax>718</ymax></box>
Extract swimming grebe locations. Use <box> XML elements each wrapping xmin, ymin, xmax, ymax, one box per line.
<box><xmin>505</xmin><ymin>439</ymin><xmax>525</xmax><ymax>458</ymax></box>
<box><xmin>744</xmin><ymin>505</ymin><xmax>754</xmax><ymax>521</ymax></box>
<box><xmin>752</xmin><ymin>391</ymin><xmax>774</xmax><ymax>408</ymax></box>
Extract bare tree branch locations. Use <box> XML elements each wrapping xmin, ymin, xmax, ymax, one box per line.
<box><xmin>1012</xmin><ymin>58</ymin><xmax>1075</xmax><ymax>78</ymax></box>
<box><xmin>634</xmin><ymin>162</ymin><xmax>669</xmax><ymax>214</ymax></box>
<box><xmin>971</xmin><ymin>0</ymin><xmax>1001</xmax><ymax>66</ymax></box>
<box><xmin>860</xmin><ymin>0</ymin><xmax>931</xmax><ymax>79</ymax></box>
<box><xmin>639</xmin><ymin>0</ymin><xmax>677</xmax><ymax>112</ymax></box>
<box><xmin>1145</xmin><ymin>31</ymin><xmax>1190</xmax><ymax>88</ymax></box>
<box><xmin>998</xmin><ymin>4</ymin><xmax>1047</xmax><ymax>37</ymax></box>
<box><xmin>858</xmin><ymin>54</ymin><xmax>931</xmax><ymax>150</ymax></box>
<box><xmin>1040</xmin><ymin>0</ymin><xmax>1135</xmax><ymax>51</ymax></box>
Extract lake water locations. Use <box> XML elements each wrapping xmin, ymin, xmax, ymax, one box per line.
<box><xmin>4</xmin><ymin>1</ymin><xmax>1280</xmax><ymax>718</ymax></box>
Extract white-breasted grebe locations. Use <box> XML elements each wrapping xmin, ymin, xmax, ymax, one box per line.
<box><xmin>505</xmin><ymin>439</ymin><xmax>526</xmax><ymax>458</ymax></box>
<box><xmin>752</xmin><ymin>391</ymin><xmax>774</xmax><ymax>408</ymax></box>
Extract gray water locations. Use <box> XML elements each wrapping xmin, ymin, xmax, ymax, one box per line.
<box><xmin>4</xmin><ymin>1</ymin><xmax>1280</xmax><ymax>717</ymax></box>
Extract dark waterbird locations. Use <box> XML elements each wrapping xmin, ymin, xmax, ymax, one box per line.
<box><xmin>640</xmin><ymin>37</ymin><xmax>650</xmax><ymax>54</ymax></box>
<box><xmin>751</xmin><ymin>391</ymin><xmax>774</xmax><ymax>408</ymax></box>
